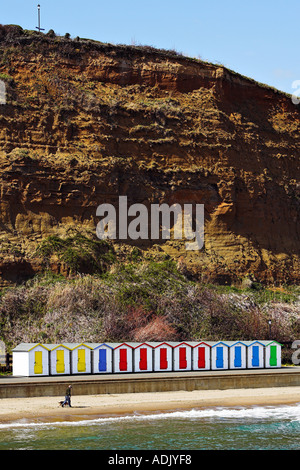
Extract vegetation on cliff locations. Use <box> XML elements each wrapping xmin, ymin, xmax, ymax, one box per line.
<box><xmin>0</xmin><ymin>251</ymin><xmax>299</xmax><ymax>363</ymax></box>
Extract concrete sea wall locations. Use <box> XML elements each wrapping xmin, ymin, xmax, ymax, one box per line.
<box><xmin>1</xmin><ymin>368</ymin><xmax>300</xmax><ymax>399</ymax></box>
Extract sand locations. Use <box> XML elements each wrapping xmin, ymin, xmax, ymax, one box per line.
<box><xmin>1</xmin><ymin>386</ymin><xmax>300</xmax><ymax>425</ymax></box>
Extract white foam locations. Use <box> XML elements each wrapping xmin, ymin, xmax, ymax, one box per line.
<box><xmin>1</xmin><ymin>403</ymin><xmax>300</xmax><ymax>430</ymax></box>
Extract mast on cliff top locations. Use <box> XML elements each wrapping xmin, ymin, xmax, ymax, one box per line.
<box><xmin>36</xmin><ymin>4</ymin><xmax>45</xmax><ymax>32</ymax></box>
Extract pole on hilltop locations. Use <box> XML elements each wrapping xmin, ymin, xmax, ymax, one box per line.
<box><xmin>36</xmin><ymin>4</ymin><xmax>45</xmax><ymax>32</ymax></box>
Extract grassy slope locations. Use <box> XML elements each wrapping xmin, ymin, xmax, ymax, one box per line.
<box><xmin>0</xmin><ymin>240</ymin><xmax>299</xmax><ymax>363</ymax></box>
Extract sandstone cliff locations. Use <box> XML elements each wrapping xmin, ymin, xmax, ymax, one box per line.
<box><xmin>0</xmin><ymin>25</ymin><xmax>299</xmax><ymax>286</ymax></box>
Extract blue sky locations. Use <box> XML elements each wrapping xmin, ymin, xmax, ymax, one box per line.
<box><xmin>1</xmin><ymin>0</ymin><xmax>299</xmax><ymax>95</ymax></box>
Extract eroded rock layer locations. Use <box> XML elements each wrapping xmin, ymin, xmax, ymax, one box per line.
<box><xmin>0</xmin><ymin>25</ymin><xmax>299</xmax><ymax>286</ymax></box>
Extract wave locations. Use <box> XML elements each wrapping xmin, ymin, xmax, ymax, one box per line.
<box><xmin>1</xmin><ymin>403</ymin><xmax>300</xmax><ymax>430</ymax></box>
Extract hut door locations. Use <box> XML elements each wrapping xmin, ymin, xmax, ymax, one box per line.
<box><xmin>252</xmin><ymin>346</ymin><xmax>259</xmax><ymax>367</ymax></box>
<box><xmin>78</xmin><ymin>349</ymin><xmax>86</xmax><ymax>372</ymax></box>
<box><xmin>270</xmin><ymin>346</ymin><xmax>277</xmax><ymax>366</ymax></box>
<box><xmin>179</xmin><ymin>347</ymin><xmax>187</xmax><ymax>369</ymax></box>
<box><xmin>160</xmin><ymin>348</ymin><xmax>168</xmax><ymax>369</ymax></box>
<box><xmin>139</xmin><ymin>348</ymin><xmax>147</xmax><ymax>370</ymax></box>
<box><xmin>234</xmin><ymin>346</ymin><xmax>242</xmax><ymax>367</ymax></box>
<box><xmin>198</xmin><ymin>347</ymin><xmax>206</xmax><ymax>368</ymax></box>
<box><xmin>56</xmin><ymin>350</ymin><xmax>65</xmax><ymax>373</ymax></box>
<box><xmin>98</xmin><ymin>349</ymin><xmax>107</xmax><ymax>372</ymax></box>
<box><xmin>34</xmin><ymin>351</ymin><xmax>43</xmax><ymax>374</ymax></box>
<box><xmin>119</xmin><ymin>348</ymin><xmax>127</xmax><ymax>371</ymax></box>
<box><xmin>216</xmin><ymin>347</ymin><xmax>223</xmax><ymax>368</ymax></box>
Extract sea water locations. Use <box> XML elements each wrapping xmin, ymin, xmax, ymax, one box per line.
<box><xmin>0</xmin><ymin>404</ymin><xmax>300</xmax><ymax>450</ymax></box>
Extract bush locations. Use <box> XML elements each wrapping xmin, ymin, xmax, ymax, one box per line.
<box><xmin>36</xmin><ymin>234</ymin><xmax>116</xmax><ymax>274</ymax></box>
<box><xmin>46</xmin><ymin>29</ymin><xmax>56</xmax><ymax>38</ymax></box>
<box><xmin>0</xmin><ymin>259</ymin><xmax>299</xmax><ymax>362</ymax></box>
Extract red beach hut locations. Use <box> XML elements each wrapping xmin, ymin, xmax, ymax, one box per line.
<box><xmin>190</xmin><ymin>341</ymin><xmax>212</xmax><ymax>370</ymax></box>
<box><xmin>169</xmin><ymin>342</ymin><xmax>192</xmax><ymax>371</ymax></box>
<box><xmin>112</xmin><ymin>343</ymin><xmax>134</xmax><ymax>373</ymax></box>
<box><xmin>128</xmin><ymin>342</ymin><xmax>154</xmax><ymax>372</ymax></box>
<box><xmin>150</xmin><ymin>342</ymin><xmax>173</xmax><ymax>372</ymax></box>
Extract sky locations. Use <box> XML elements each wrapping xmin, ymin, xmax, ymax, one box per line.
<box><xmin>1</xmin><ymin>0</ymin><xmax>300</xmax><ymax>95</ymax></box>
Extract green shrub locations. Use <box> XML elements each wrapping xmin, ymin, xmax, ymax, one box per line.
<box><xmin>0</xmin><ymin>256</ymin><xmax>299</xmax><ymax>363</ymax></box>
<box><xmin>36</xmin><ymin>233</ymin><xmax>115</xmax><ymax>274</ymax></box>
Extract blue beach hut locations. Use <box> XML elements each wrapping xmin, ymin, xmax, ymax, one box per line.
<box><xmin>245</xmin><ymin>341</ymin><xmax>265</xmax><ymax>369</ymax></box>
<box><xmin>211</xmin><ymin>341</ymin><xmax>229</xmax><ymax>370</ymax></box>
<box><xmin>87</xmin><ymin>343</ymin><xmax>114</xmax><ymax>374</ymax></box>
<box><xmin>227</xmin><ymin>341</ymin><xmax>247</xmax><ymax>369</ymax></box>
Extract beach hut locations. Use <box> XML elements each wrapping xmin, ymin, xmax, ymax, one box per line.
<box><xmin>87</xmin><ymin>343</ymin><xmax>114</xmax><ymax>374</ymax></box>
<box><xmin>169</xmin><ymin>342</ymin><xmax>192</xmax><ymax>371</ymax></box>
<box><xmin>12</xmin><ymin>343</ymin><xmax>50</xmax><ymax>377</ymax></box>
<box><xmin>67</xmin><ymin>343</ymin><xmax>92</xmax><ymax>374</ymax></box>
<box><xmin>150</xmin><ymin>342</ymin><xmax>173</xmax><ymax>372</ymax></box>
<box><xmin>245</xmin><ymin>340</ymin><xmax>265</xmax><ymax>369</ymax></box>
<box><xmin>112</xmin><ymin>343</ymin><xmax>134</xmax><ymax>373</ymax></box>
<box><xmin>262</xmin><ymin>340</ymin><xmax>282</xmax><ymax>368</ymax></box>
<box><xmin>128</xmin><ymin>342</ymin><xmax>154</xmax><ymax>373</ymax></box>
<box><xmin>48</xmin><ymin>344</ymin><xmax>71</xmax><ymax>375</ymax></box>
<box><xmin>189</xmin><ymin>341</ymin><xmax>212</xmax><ymax>371</ymax></box>
<box><xmin>211</xmin><ymin>341</ymin><xmax>229</xmax><ymax>370</ymax></box>
<box><xmin>227</xmin><ymin>341</ymin><xmax>247</xmax><ymax>369</ymax></box>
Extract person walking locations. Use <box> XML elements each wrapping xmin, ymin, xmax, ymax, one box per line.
<box><xmin>60</xmin><ymin>385</ymin><xmax>72</xmax><ymax>407</ymax></box>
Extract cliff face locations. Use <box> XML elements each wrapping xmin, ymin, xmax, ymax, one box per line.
<box><xmin>0</xmin><ymin>25</ymin><xmax>299</xmax><ymax>286</ymax></box>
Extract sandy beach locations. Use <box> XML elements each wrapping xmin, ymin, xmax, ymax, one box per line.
<box><xmin>1</xmin><ymin>386</ymin><xmax>300</xmax><ymax>425</ymax></box>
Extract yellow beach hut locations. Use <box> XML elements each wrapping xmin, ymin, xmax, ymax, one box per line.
<box><xmin>12</xmin><ymin>343</ymin><xmax>50</xmax><ymax>377</ymax></box>
<box><xmin>67</xmin><ymin>343</ymin><xmax>92</xmax><ymax>374</ymax></box>
<box><xmin>48</xmin><ymin>344</ymin><xmax>72</xmax><ymax>375</ymax></box>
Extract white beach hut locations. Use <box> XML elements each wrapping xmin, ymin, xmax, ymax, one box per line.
<box><xmin>112</xmin><ymin>343</ymin><xmax>134</xmax><ymax>373</ymax></box>
<box><xmin>67</xmin><ymin>343</ymin><xmax>92</xmax><ymax>374</ymax></box>
<box><xmin>12</xmin><ymin>343</ymin><xmax>50</xmax><ymax>377</ymax></box>
<box><xmin>245</xmin><ymin>340</ymin><xmax>265</xmax><ymax>369</ymax></box>
<box><xmin>262</xmin><ymin>340</ymin><xmax>282</xmax><ymax>368</ymax></box>
<box><xmin>211</xmin><ymin>341</ymin><xmax>229</xmax><ymax>370</ymax></box>
<box><xmin>150</xmin><ymin>342</ymin><xmax>173</xmax><ymax>372</ymax></box>
<box><xmin>88</xmin><ymin>343</ymin><xmax>114</xmax><ymax>374</ymax></box>
<box><xmin>48</xmin><ymin>344</ymin><xmax>71</xmax><ymax>375</ymax></box>
<box><xmin>227</xmin><ymin>341</ymin><xmax>247</xmax><ymax>369</ymax></box>
<box><xmin>128</xmin><ymin>342</ymin><xmax>154</xmax><ymax>373</ymax></box>
<box><xmin>169</xmin><ymin>342</ymin><xmax>192</xmax><ymax>371</ymax></box>
<box><xmin>189</xmin><ymin>341</ymin><xmax>212</xmax><ymax>371</ymax></box>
